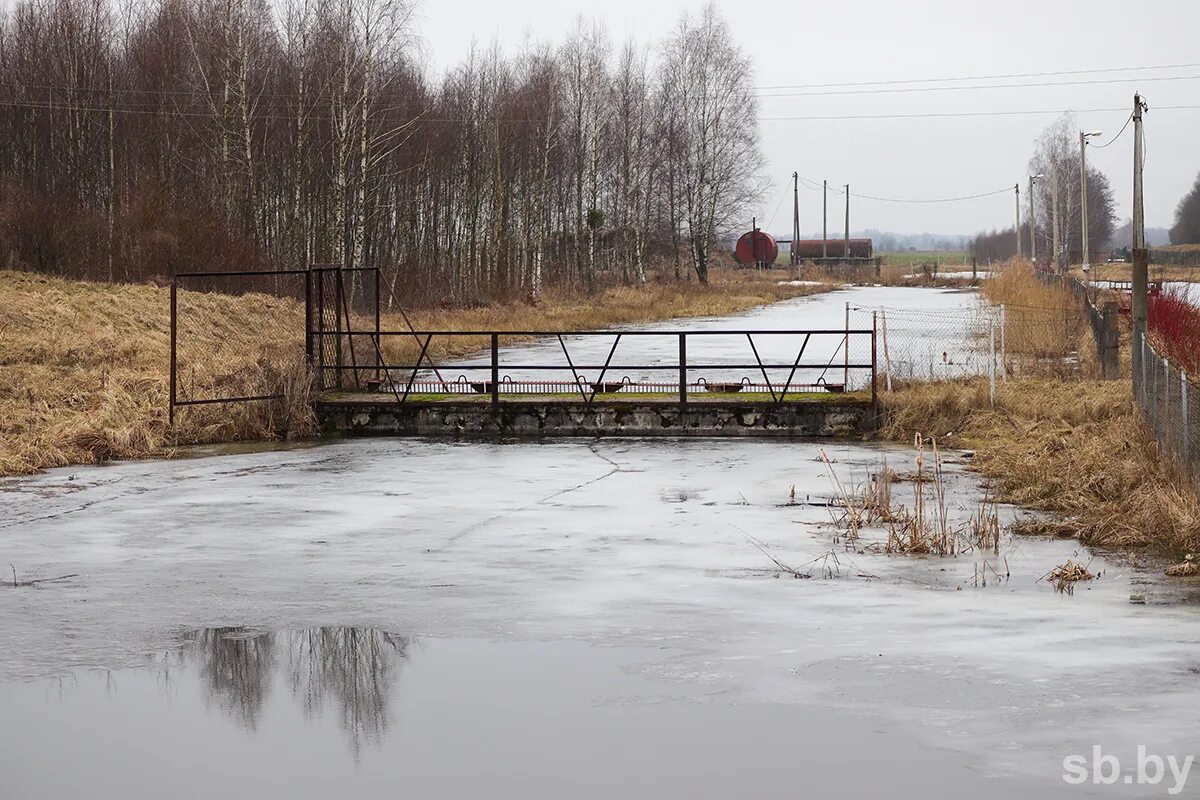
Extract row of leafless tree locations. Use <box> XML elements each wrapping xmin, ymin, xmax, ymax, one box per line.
<box><xmin>969</xmin><ymin>114</ymin><xmax>1117</xmax><ymax>265</ymax></box>
<box><xmin>0</xmin><ymin>0</ymin><xmax>764</xmax><ymax>303</ymax></box>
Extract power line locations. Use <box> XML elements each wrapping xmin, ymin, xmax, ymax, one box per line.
<box><xmin>1089</xmin><ymin>113</ymin><xmax>1134</xmax><ymax>148</ymax></box>
<box><xmin>793</xmin><ymin>174</ymin><xmax>1011</xmax><ymax>204</ymax></box>
<box><xmin>760</xmin><ymin>105</ymin><xmax>1200</xmax><ymax>121</ymax></box>
<box><xmin>753</xmin><ymin>62</ymin><xmax>1200</xmax><ymax>91</ymax></box>
<box><xmin>755</xmin><ymin>73</ymin><xmax>1200</xmax><ymax>99</ymax></box>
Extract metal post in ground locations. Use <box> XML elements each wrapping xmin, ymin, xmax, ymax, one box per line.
<box><xmin>678</xmin><ymin>333</ymin><xmax>688</xmax><ymax>406</ymax></box>
<box><xmin>169</xmin><ymin>276</ymin><xmax>177</xmax><ymax>426</ymax></box>
<box><xmin>989</xmin><ymin>320</ymin><xmax>996</xmax><ymax>408</ymax></box>
<box><xmin>871</xmin><ymin>312</ymin><xmax>878</xmax><ymax>410</ymax></box>
<box><xmin>1000</xmin><ymin>304</ymin><xmax>1007</xmax><ymax>381</ymax></box>
<box><xmin>881</xmin><ymin>311</ymin><xmax>892</xmax><ymax>393</ymax></box>
<box><xmin>304</xmin><ymin>268</ymin><xmax>313</xmax><ymax>367</ymax></box>
<box><xmin>374</xmin><ymin>268</ymin><xmax>382</xmax><ymax>381</ymax></box>
<box><xmin>490</xmin><ymin>334</ymin><xmax>500</xmax><ymax>413</ymax></box>
<box><xmin>843</xmin><ymin>301</ymin><xmax>850</xmax><ymax>387</ymax></box>
<box><xmin>1183</xmin><ymin>372</ymin><xmax>1193</xmax><ymax>483</ymax></box>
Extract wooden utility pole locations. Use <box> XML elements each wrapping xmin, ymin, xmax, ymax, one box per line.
<box><xmin>1132</xmin><ymin>93</ymin><xmax>1149</xmax><ymax>331</ymax></box>
<box><xmin>792</xmin><ymin>171</ymin><xmax>800</xmax><ymax>266</ymax></box>
<box><xmin>1014</xmin><ymin>183</ymin><xmax>1022</xmax><ymax>259</ymax></box>
<box><xmin>822</xmin><ymin>180</ymin><xmax>828</xmax><ymax>260</ymax></box>
<box><xmin>843</xmin><ymin>184</ymin><xmax>850</xmax><ymax>259</ymax></box>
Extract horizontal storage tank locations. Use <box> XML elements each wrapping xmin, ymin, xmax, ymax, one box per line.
<box><xmin>734</xmin><ymin>230</ymin><xmax>779</xmax><ymax>265</ymax></box>
<box><xmin>793</xmin><ymin>239</ymin><xmax>874</xmax><ymax>259</ymax></box>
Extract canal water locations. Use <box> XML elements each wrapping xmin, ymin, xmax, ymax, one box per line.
<box><xmin>2</xmin><ymin>287</ymin><xmax>1198</xmax><ymax>798</ymax></box>
<box><xmin>429</xmin><ymin>284</ymin><xmax>999</xmax><ymax>390</ymax></box>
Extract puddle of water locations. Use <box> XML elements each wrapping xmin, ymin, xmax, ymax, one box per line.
<box><xmin>0</xmin><ymin>628</ymin><xmax>1107</xmax><ymax>799</ymax></box>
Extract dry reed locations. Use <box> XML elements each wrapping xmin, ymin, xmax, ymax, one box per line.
<box><xmin>880</xmin><ymin>377</ymin><xmax>1200</xmax><ymax>558</ymax></box>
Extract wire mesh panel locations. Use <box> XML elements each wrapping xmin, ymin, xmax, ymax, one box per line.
<box><xmin>310</xmin><ymin>267</ymin><xmax>381</xmax><ymax>391</ymax></box>
<box><xmin>172</xmin><ymin>270</ymin><xmax>309</xmax><ymax>414</ymax></box>
<box><xmin>1133</xmin><ymin>328</ymin><xmax>1200</xmax><ymax>490</ymax></box>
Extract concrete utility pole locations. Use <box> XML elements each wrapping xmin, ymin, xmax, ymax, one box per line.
<box><xmin>1080</xmin><ymin>129</ymin><xmax>1102</xmax><ymax>278</ymax></box>
<box><xmin>792</xmin><ymin>171</ymin><xmax>800</xmax><ymax>266</ymax></box>
<box><xmin>843</xmin><ymin>184</ymin><xmax>850</xmax><ymax>259</ymax></box>
<box><xmin>1051</xmin><ymin>166</ymin><xmax>1061</xmax><ymax>270</ymax></box>
<box><xmin>1029</xmin><ymin>173</ymin><xmax>1043</xmax><ymax>262</ymax></box>
<box><xmin>1132</xmin><ymin>93</ymin><xmax>1149</xmax><ymax>331</ymax></box>
<box><xmin>1014</xmin><ymin>183</ymin><xmax>1022</xmax><ymax>259</ymax></box>
<box><xmin>822</xmin><ymin>180</ymin><xmax>828</xmax><ymax>260</ymax></box>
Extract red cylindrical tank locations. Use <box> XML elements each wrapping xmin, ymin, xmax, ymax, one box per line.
<box><xmin>734</xmin><ymin>230</ymin><xmax>779</xmax><ymax>265</ymax></box>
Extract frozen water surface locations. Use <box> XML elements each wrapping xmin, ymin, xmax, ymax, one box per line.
<box><xmin>3</xmin><ymin>287</ymin><xmax>1199</xmax><ymax>798</ymax></box>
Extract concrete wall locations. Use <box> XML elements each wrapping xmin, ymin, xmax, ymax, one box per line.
<box><xmin>316</xmin><ymin>400</ymin><xmax>875</xmax><ymax>438</ymax></box>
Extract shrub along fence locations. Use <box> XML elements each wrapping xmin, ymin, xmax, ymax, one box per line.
<box><xmin>1134</xmin><ymin>328</ymin><xmax>1200</xmax><ymax>489</ymax></box>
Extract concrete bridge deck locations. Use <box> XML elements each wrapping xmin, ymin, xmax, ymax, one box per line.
<box><xmin>315</xmin><ymin>391</ymin><xmax>877</xmax><ymax>438</ymax></box>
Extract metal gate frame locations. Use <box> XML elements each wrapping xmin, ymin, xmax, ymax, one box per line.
<box><xmin>169</xmin><ymin>265</ymin><xmax>382</xmax><ymax>424</ymax></box>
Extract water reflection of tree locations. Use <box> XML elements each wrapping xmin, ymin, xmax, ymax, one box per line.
<box><xmin>178</xmin><ymin>627</ymin><xmax>408</xmax><ymax>755</ymax></box>
<box><xmin>182</xmin><ymin>627</ymin><xmax>277</xmax><ymax>731</ymax></box>
<box><xmin>285</xmin><ymin>628</ymin><xmax>409</xmax><ymax>759</ymax></box>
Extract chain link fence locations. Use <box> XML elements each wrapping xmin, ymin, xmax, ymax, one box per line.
<box><xmin>172</xmin><ymin>270</ymin><xmax>309</xmax><ymax>408</ymax></box>
<box><xmin>1134</xmin><ymin>327</ymin><xmax>1200</xmax><ymax>489</ymax></box>
<box><xmin>851</xmin><ymin>295</ymin><xmax>1098</xmax><ymax>396</ymax></box>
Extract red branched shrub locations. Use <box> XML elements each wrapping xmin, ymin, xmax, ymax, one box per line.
<box><xmin>1148</xmin><ymin>286</ymin><xmax>1200</xmax><ymax>375</ymax></box>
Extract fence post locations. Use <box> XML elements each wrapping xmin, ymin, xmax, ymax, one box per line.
<box><xmin>169</xmin><ymin>276</ymin><xmax>177</xmax><ymax>426</ymax></box>
<box><xmin>1101</xmin><ymin>302</ymin><xmax>1119</xmax><ymax>380</ymax></box>
<box><xmin>871</xmin><ymin>312</ymin><xmax>878</xmax><ymax>410</ymax></box>
<box><xmin>1181</xmin><ymin>371</ymin><xmax>1189</xmax><ymax>477</ymax></box>
<box><xmin>999</xmin><ymin>304</ymin><xmax>1007</xmax><ymax>382</ymax></box>
<box><xmin>881</xmin><ymin>311</ymin><xmax>892</xmax><ymax>393</ymax></box>
<box><xmin>304</xmin><ymin>268</ymin><xmax>313</xmax><ymax>368</ymax></box>
<box><xmin>678</xmin><ymin>333</ymin><xmax>688</xmax><ymax>406</ymax></box>
<box><xmin>373</xmin><ymin>267</ymin><xmax>382</xmax><ymax>381</ymax></box>
<box><xmin>490</xmin><ymin>334</ymin><xmax>499</xmax><ymax>413</ymax></box>
<box><xmin>989</xmin><ymin>320</ymin><xmax>996</xmax><ymax>408</ymax></box>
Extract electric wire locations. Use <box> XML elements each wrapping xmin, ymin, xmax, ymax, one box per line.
<box><xmin>753</xmin><ymin>62</ymin><xmax>1200</xmax><ymax>91</ymax></box>
<box><xmin>755</xmin><ymin>73</ymin><xmax>1200</xmax><ymax>99</ymax></box>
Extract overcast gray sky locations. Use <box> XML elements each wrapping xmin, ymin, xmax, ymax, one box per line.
<box><xmin>416</xmin><ymin>0</ymin><xmax>1199</xmax><ymax>238</ymax></box>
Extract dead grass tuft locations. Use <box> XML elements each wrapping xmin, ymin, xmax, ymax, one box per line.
<box><xmin>1042</xmin><ymin>559</ymin><xmax>1095</xmax><ymax>594</ymax></box>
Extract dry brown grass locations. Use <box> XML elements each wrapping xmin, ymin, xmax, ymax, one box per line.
<box><xmin>0</xmin><ymin>267</ymin><xmax>829</xmax><ymax>476</ymax></box>
<box><xmin>880</xmin><ymin>377</ymin><xmax>1200</xmax><ymax>557</ymax></box>
<box><xmin>1</xmin><ymin>270</ymin><xmax>314</xmax><ymax>475</ymax></box>
<box><xmin>979</xmin><ymin>260</ymin><xmax>1099</xmax><ymax>377</ymax></box>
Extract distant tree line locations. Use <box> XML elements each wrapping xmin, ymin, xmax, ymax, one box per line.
<box><xmin>969</xmin><ymin>114</ymin><xmax>1116</xmax><ymax>265</ymax></box>
<box><xmin>1170</xmin><ymin>173</ymin><xmax>1200</xmax><ymax>245</ymax></box>
<box><xmin>0</xmin><ymin>0</ymin><xmax>764</xmax><ymax>304</ymax></box>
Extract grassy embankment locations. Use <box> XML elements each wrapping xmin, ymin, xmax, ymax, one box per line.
<box><xmin>878</xmin><ymin>261</ymin><xmax>1200</xmax><ymax>561</ymax></box>
<box><xmin>0</xmin><ymin>267</ymin><xmax>828</xmax><ymax>476</ymax></box>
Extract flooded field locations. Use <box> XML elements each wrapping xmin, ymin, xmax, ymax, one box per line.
<box><xmin>4</xmin><ymin>287</ymin><xmax>1199</xmax><ymax>798</ymax></box>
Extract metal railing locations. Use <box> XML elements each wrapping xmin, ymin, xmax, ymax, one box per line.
<box><xmin>319</xmin><ymin>328</ymin><xmax>879</xmax><ymax>410</ymax></box>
